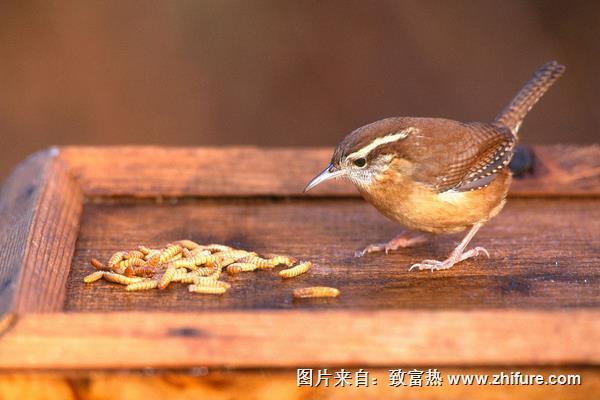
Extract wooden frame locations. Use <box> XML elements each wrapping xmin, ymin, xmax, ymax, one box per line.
<box><xmin>0</xmin><ymin>145</ymin><xmax>599</xmax><ymax>370</ymax></box>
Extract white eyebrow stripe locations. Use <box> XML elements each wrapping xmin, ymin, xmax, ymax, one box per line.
<box><xmin>347</xmin><ymin>127</ymin><xmax>417</xmax><ymax>160</ymax></box>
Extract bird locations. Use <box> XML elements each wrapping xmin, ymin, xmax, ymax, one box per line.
<box><xmin>304</xmin><ymin>61</ymin><xmax>565</xmax><ymax>271</ymax></box>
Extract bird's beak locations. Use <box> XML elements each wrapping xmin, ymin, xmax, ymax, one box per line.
<box><xmin>303</xmin><ymin>164</ymin><xmax>345</xmax><ymax>192</ymax></box>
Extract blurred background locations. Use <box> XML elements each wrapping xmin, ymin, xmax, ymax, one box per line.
<box><xmin>0</xmin><ymin>0</ymin><xmax>598</xmax><ymax>182</ymax></box>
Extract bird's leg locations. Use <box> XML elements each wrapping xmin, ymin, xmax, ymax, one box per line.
<box><xmin>409</xmin><ymin>223</ymin><xmax>489</xmax><ymax>271</ymax></box>
<box><xmin>355</xmin><ymin>230</ymin><xmax>429</xmax><ymax>257</ymax></box>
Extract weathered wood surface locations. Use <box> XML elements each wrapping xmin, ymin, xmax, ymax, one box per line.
<box><xmin>58</xmin><ymin>145</ymin><xmax>600</xmax><ymax>197</ymax></box>
<box><xmin>0</xmin><ymin>310</ymin><xmax>597</xmax><ymax>369</ymax></box>
<box><xmin>0</xmin><ymin>148</ymin><xmax>83</xmax><ymax>318</ymax></box>
<box><xmin>1</xmin><ymin>368</ymin><xmax>597</xmax><ymax>400</ymax></box>
<box><xmin>0</xmin><ymin>145</ymin><xmax>598</xmax><ymax>372</ymax></box>
<box><xmin>66</xmin><ymin>198</ymin><xmax>599</xmax><ymax>311</ymax></box>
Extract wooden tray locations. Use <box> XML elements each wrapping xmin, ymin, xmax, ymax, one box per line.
<box><xmin>0</xmin><ymin>145</ymin><xmax>599</xmax><ymax>370</ymax></box>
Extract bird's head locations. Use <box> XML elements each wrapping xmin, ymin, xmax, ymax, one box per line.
<box><xmin>304</xmin><ymin>118</ymin><xmax>417</xmax><ymax>192</ymax></box>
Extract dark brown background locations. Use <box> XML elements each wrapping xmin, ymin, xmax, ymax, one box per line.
<box><xmin>0</xmin><ymin>0</ymin><xmax>598</xmax><ymax>183</ymax></box>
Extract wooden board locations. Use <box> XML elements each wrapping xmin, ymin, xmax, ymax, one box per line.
<box><xmin>0</xmin><ymin>146</ymin><xmax>599</xmax><ymax>371</ymax></box>
<box><xmin>64</xmin><ymin>198</ymin><xmax>599</xmax><ymax>311</ymax></box>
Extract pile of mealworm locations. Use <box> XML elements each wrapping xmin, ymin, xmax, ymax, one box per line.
<box><xmin>83</xmin><ymin>239</ymin><xmax>340</xmax><ymax>298</ymax></box>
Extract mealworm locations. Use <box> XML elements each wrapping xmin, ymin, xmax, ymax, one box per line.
<box><xmin>188</xmin><ymin>284</ymin><xmax>227</xmax><ymax>294</ymax></box>
<box><xmin>83</xmin><ymin>270</ymin><xmax>104</xmax><ymax>283</ymax></box>
<box><xmin>176</xmin><ymin>239</ymin><xmax>201</xmax><ymax>250</ymax></box>
<box><xmin>196</xmin><ymin>267</ymin><xmax>217</xmax><ymax>276</ymax></box>
<box><xmin>293</xmin><ymin>286</ymin><xmax>340</xmax><ymax>298</ymax></box>
<box><xmin>210</xmin><ymin>250</ymin><xmax>253</xmax><ymax>268</ymax></box>
<box><xmin>264</xmin><ymin>254</ymin><xmax>296</xmax><ymax>267</ymax></box>
<box><xmin>226</xmin><ymin>262</ymin><xmax>258</xmax><ymax>274</ymax></box>
<box><xmin>181</xmin><ymin>248</ymin><xmax>192</xmax><ymax>258</ymax></box>
<box><xmin>108</xmin><ymin>251</ymin><xmax>127</xmax><ymax>268</ymax></box>
<box><xmin>90</xmin><ymin>258</ymin><xmax>108</xmax><ymax>271</ymax></box>
<box><xmin>103</xmin><ymin>272</ymin><xmax>146</xmax><ymax>285</ymax></box>
<box><xmin>240</xmin><ymin>254</ymin><xmax>276</xmax><ymax>269</ymax></box>
<box><xmin>115</xmin><ymin>258</ymin><xmax>147</xmax><ymax>269</ymax></box>
<box><xmin>191</xmin><ymin>253</ymin><xmax>218</xmax><ymax>267</ymax></box>
<box><xmin>279</xmin><ymin>261</ymin><xmax>312</xmax><ymax>278</ymax></box>
<box><xmin>146</xmin><ymin>252</ymin><xmax>162</xmax><ymax>266</ymax></box>
<box><xmin>125</xmin><ymin>250</ymin><xmax>145</xmax><ymax>259</ymax></box>
<box><xmin>208</xmin><ymin>268</ymin><xmax>222</xmax><ymax>280</ymax></box>
<box><xmin>199</xmin><ymin>244</ymin><xmax>235</xmax><ymax>253</ymax></box>
<box><xmin>159</xmin><ymin>244</ymin><xmax>182</xmax><ymax>264</ymax></box>
<box><xmin>170</xmin><ymin>258</ymin><xmax>198</xmax><ymax>269</ymax></box>
<box><xmin>172</xmin><ymin>270</ymin><xmax>199</xmax><ymax>284</ymax></box>
<box><xmin>113</xmin><ymin>257</ymin><xmax>146</xmax><ymax>274</ymax></box>
<box><xmin>138</xmin><ymin>246</ymin><xmax>152</xmax><ymax>255</ymax></box>
<box><xmin>126</xmin><ymin>280</ymin><xmax>159</xmax><ymax>291</ymax></box>
<box><xmin>158</xmin><ymin>264</ymin><xmax>177</xmax><ymax>289</ymax></box>
<box><xmin>192</xmin><ymin>277</ymin><xmax>231</xmax><ymax>288</ymax></box>
<box><xmin>129</xmin><ymin>265</ymin><xmax>158</xmax><ymax>277</ymax></box>
<box><xmin>190</xmin><ymin>248</ymin><xmax>212</xmax><ymax>256</ymax></box>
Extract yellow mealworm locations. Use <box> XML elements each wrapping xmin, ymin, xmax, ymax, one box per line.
<box><xmin>146</xmin><ymin>252</ymin><xmax>161</xmax><ymax>266</ymax></box>
<box><xmin>113</xmin><ymin>257</ymin><xmax>146</xmax><ymax>274</ymax></box>
<box><xmin>138</xmin><ymin>245</ymin><xmax>152</xmax><ymax>255</ymax></box>
<box><xmin>171</xmin><ymin>270</ymin><xmax>199</xmax><ymax>284</ymax></box>
<box><xmin>192</xmin><ymin>277</ymin><xmax>231</xmax><ymax>288</ymax></box>
<box><xmin>125</xmin><ymin>250</ymin><xmax>145</xmax><ymax>259</ymax></box>
<box><xmin>170</xmin><ymin>258</ymin><xmax>197</xmax><ymax>269</ymax></box>
<box><xmin>90</xmin><ymin>258</ymin><xmax>108</xmax><ymax>271</ymax></box>
<box><xmin>226</xmin><ymin>262</ymin><xmax>258</xmax><ymax>274</ymax></box>
<box><xmin>129</xmin><ymin>265</ymin><xmax>157</xmax><ymax>277</ymax></box>
<box><xmin>293</xmin><ymin>286</ymin><xmax>340</xmax><ymax>298</ymax></box>
<box><xmin>196</xmin><ymin>267</ymin><xmax>217</xmax><ymax>276</ymax></box>
<box><xmin>199</xmin><ymin>244</ymin><xmax>235</xmax><ymax>253</ymax></box>
<box><xmin>213</xmin><ymin>250</ymin><xmax>254</xmax><ymax>268</ymax></box>
<box><xmin>266</xmin><ymin>254</ymin><xmax>297</xmax><ymax>267</ymax></box>
<box><xmin>279</xmin><ymin>261</ymin><xmax>312</xmax><ymax>278</ymax></box>
<box><xmin>115</xmin><ymin>258</ymin><xmax>147</xmax><ymax>269</ymax></box>
<box><xmin>191</xmin><ymin>253</ymin><xmax>218</xmax><ymax>267</ymax></box>
<box><xmin>108</xmin><ymin>251</ymin><xmax>127</xmax><ymax>267</ymax></box>
<box><xmin>125</xmin><ymin>280</ymin><xmax>159</xmax><ymax>291</ymax></box>
<box><xmin>188</xmin><ymin>284</ymin><xmax>227</xmax><ymax>294</ymax></box>
<box><xmin>159</xmin><ymin>245</ymin><xmax>182</xmax><ymax>264</ymax></box>
<box><xmin>190</xmin><ymin>248</ymin><xmax>212</xmax><ymax>256</ymax></box>
<box><xmin>208</xmin><ymin>268</ymin><xmax>222</xmax><ymax>280</ymax></box>
<box><xmin>240</xmin><ymin>254</ymin><xmax>276</xmax><ymax>269</ymax></box>
<box><xmin>181</xmin><ymin>248</ymin><xmax>192</xmax><ymax>259</ymax></box>
<box><xmin>103</xmin><ymin>272</ymin><xmax>146</xmax><ymax>285</ymax></box>
<box><xmin>176</xmin><ymin>239</ymin><xmax>201</xmax><ymax>250</ymax></box>
<box><xmin>158</xmin><ymin>264</ymin><xmax>177</xmax><ymax>289</ymax></box>
<box><xmin>83</xmin><ymin>270</ymin><xmax>104</xmax><ymax>283</ymax></box>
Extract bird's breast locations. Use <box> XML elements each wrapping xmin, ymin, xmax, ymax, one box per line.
<box><xmin>357</xmin><ymin>170</ymin><xmax>511</xmax><ymax>234</ymax></box>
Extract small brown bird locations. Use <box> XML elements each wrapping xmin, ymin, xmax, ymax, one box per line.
<box><xmin>304</xmin><ymin>61</ymin><xmax>565</xmax><ymax>271</ymax></box>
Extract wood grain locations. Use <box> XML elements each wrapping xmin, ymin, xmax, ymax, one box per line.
<box><xmin>0</xmin><ymin>148</ymin><xmax>83</xmax><ymax>317</ymax></box>
<box><xmin>0</xmin><ymin>310</ymin><xmax>597</xmax><ymax>369</ymax></box>
<box><xmin>58</xmin><ymin>145</ymin><xmax>600</xmax><ymax>198</ymax></box>
<box><xmin>65</xmin><ymin>198</ymin><xmax>599</xmax><ymax>311</ymax></box>
<box><xmin>1</xmin><ymin>368</ymin><xmax>598</xmax><ymax>400</ymax></box>
<box><xmin>14</xmin><ymin>153</ymin><xmax>83</xmax><ymax>313</ymax></box>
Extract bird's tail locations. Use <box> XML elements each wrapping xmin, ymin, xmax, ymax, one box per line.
<box><xmin>495</xmin><ymin>61</ymin><xmax>565</xmax><ymax>137</ymax></box>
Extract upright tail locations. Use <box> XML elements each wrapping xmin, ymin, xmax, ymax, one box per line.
<box><xmin>495</xmin><ymin>61</ymin><xmax>565</xmax><ymax>137</ymax></box>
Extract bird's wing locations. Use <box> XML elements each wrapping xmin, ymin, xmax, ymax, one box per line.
<box><xmin>405</xmin><ymin>121</ymin><xmax>516</xmax><ymax>193</ymax></box>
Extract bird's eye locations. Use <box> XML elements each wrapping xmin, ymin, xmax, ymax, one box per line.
<box><xmin>353</xmin><ymin>158</ymin><xmax>366</xmax><ymax>168</ymax></box>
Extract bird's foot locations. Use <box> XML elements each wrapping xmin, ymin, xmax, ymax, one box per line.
<box><xmin>409</xmin><ymin>246</ymin><xmax>489</xmax><ymax>271</ymax></box>
<box><xmin>355</xmin><ymin>232</ymin><xmax>428</xmax><ymax>257</ymax></box>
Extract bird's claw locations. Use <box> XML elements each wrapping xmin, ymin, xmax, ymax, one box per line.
<box><xmin>408</xmin><ymin>246</ymin><xmax>490</xmax><ymax>272</ymax></box>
